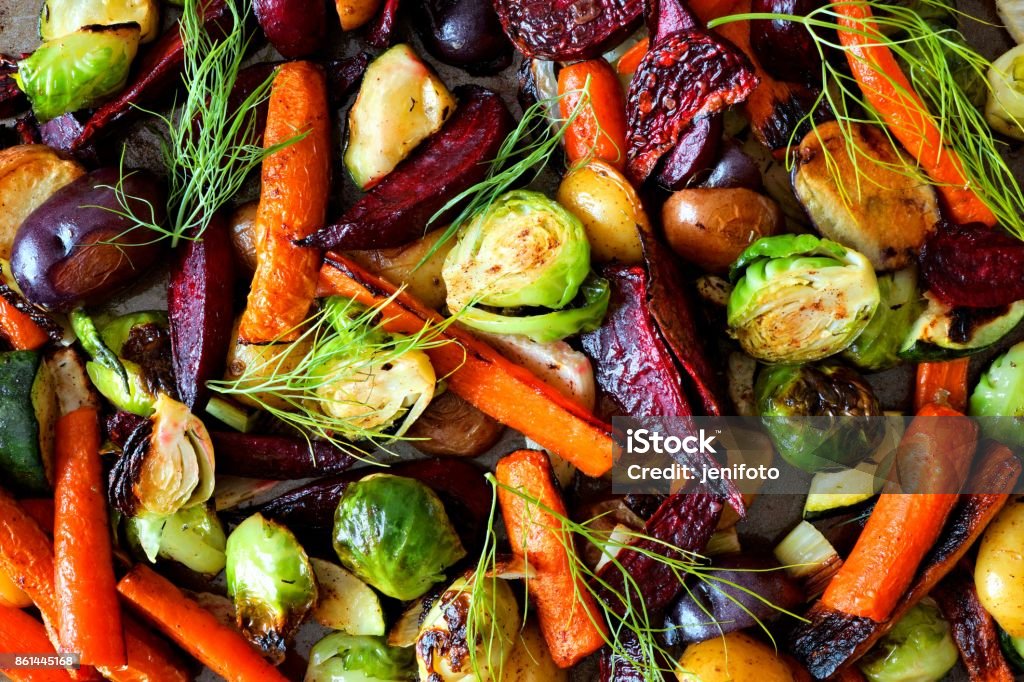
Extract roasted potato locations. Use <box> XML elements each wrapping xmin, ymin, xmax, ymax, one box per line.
<box><xmin>975</xmin><ymin>499</ymin><xmax>1024</xmax><ymax>637</ymax></box>
<box><xmin>404</xmin><ymin>390</ymin><xmax>505</xmax><ymax>457</ymax></box>
<box><xmin>557</xmin><ymin>159</ymin><xmax>646</xmax><ymax>264</ymax></box>
<box><xmin>336</xmin><ymin>0</ymin><xmax>384</xmax><ymax>31</ymax></box>
<box><xmin>224</xmin><ymin>317</ymin><xmax>311</xmax><ymax>411</ymax></box>
<box><xmin>792</xmin><ymin>121</ymin><xmax>941</xmax><ymax>271</ymax></box>
<box><xmin>662</xmin><ymin>188</ymin><xmax>781</xmax><ymax>273</ymax></box>
<box><xmin>229</xmin><ymin>201</ymin><xmax>259</xmax><ymax>273</ymax></box>
<box><xmin>346</xmin><ymin>228</ymin><xmax>454</xmax><ymax>310</ymax></box>
<box><xmin>676</xmin><ymin>631</ymin><xmax>795</xmax><ymax>682</ymax></box>
<box><xmin>505</xmin><ymin>620</ymin><xmax>568</xmax><ymax>682</ymax></box>
<box><xmin>0</xmin><ymin>145</ymin><xmax>84</xmax><ymax>260</ymax></box>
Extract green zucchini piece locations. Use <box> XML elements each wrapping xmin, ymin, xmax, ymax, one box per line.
<box><xmin>999</xmin><ymin>625</ymin><xmax>1024</xmax><ymax>672</ymax></box>
<box><xmin>898</xmin><ymin>293</ymin><xmax>1024</xmax><ymax>361</ymax></box>
<box><xmin>0</xmin><ymin>351</ymin><xmax>50</xmax><ymax>493</ymax></box>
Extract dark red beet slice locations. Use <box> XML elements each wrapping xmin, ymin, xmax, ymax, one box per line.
<box><xmin>492</xmin><ymin>0</ymin><xmax>643</xmax><ymax>61</ymax></box>
<box><xmin>168</xmin><ymin>212</ymin><xmax>236</xmax><ymax>410</ymax></box>
<box><xmin>654</xmin><ymin>113</ymin><xmax>723</xmax><ymax>190</ymax></box>
<box><xmin>326</xmin><ymin>53</ymin><xmax>370</xmax><ymax>107</ymax></box>
<box><xmin>648</xmin><ymin>0</ymin><xmax>699</xmax><ymax>42</ymax></box>
<box><xmin>210</xmin><ymin>432</ymin><xmax>355</xmax><ymax>479</ymax></box>
<box><xmin>626</xmin><ymin>30</ymin><xmax>757</xmax><ymax>184</ymax></box>
<box><xmin>299</xmin><ymin>85</ymin><xmax>514</xmax><ymax>250</ymax></box>
<box><xmin>919</xmin><ymin>221</ymin><xmax>1024</xmax><ymax>308</ymax></box>
<box><xmin>253</xmin><ymin>0</ymin><xmax>326</xmax><ymax>58</ymax></box>
<box><xmin>367</xmin><ymin>0</ymin><xmax>402</xmax><ymax>48</ymax></box>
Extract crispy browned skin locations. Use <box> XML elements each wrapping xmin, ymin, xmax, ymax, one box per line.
<box><xmin>933</xmin><ymin>568</ymin><xmax>1016</xmax><ymax>682</ymax></box>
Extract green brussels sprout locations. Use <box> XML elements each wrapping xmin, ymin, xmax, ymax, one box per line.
<box><xmin>843</xmin><ymin>268</ymin><xmax>920</xmax><ymax>371</ymax></box>
<box><xmin>333</xmin><ymin>474</ymin><xmax>465</xmax><ymax>601</ymax></box>
<box><xmin>78</xmin><ymin>310</ymin><xmax>168</xmax><ymax>416</ymax></box>
<box><xmin>98</xmin><ymin>310</ymin><xmax>168</xmax><ymax>354</ymax></box>
<box><xmin>306</xmin><ymin>633</ymin><xmax>415</xmax><ymax>682</ymax></box>
<box><xmin>859</xmin><ymin>600</ymin><xmax>959</xmax><ymax>682</ymax></box>
<box><xmin>756</xmin><ymin>363</ymin><xmax>884</xmax><ymax>472</ymax></box>
<box><xmin>969</xmin><ymin>340</ymin><xmax>1024</xmax><ymax>447</ymax></box>
<box><xmin>226</xmin><ymin>513</ymin><xmax>317</xmax><ymax>662</ymax></box>
<box><xmin>415</xmin><ymin>575</ymin><xmax>519</xmax><ymax>682</ymax></box>
<box><xmin>442</xmin><ymin>190</ymin><xmax>590</xmax><ymax>313</ymax></box>
<box><xmin>727</xmin><ymin>234</ymin><xmax>880</xmax><ymax>364</ymax></box>
<box><xmin>456</xmin><ymin>275</ymin><xmax>611</xmax><ymax>343</ymax></box>
<box><xmin>125</xmin><ymin>504</ymin><xmax>227</xmax><ymax>576</ymax></box>
<box><xmin>16</xmin><ymin>23</ymin><xmax>141</xmax><ymax>122</ymax></box>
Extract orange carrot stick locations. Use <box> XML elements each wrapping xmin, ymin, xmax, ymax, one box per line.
<box><xmin>239</xmin><ymin>61</ymin><xmax>331</xmax><ymax>343</ymax></box>
<box><xmin>18</xmin><ymin>499</ymin><xmax>54</xmax><ymax>536</ymax></box>
<box><xmin>822</xmin><ymin>403</ymin><xmax>978</xmax><ymax>621</ymax></box>
<box><xmin>53</xmin><ymin>407</ymin><xmax>124</xmax><ymax>668</ymax></box>
<box><xmin>615</xmin><ymin>38</ymin><xmax>649</xmax><ymax>76</ymax></box>
<box><xmin>0</xmin><ymin>604</ymin><xmax>73</xmax><ymax>682</ymax></box>
<box><xmin>915</xmin><ymin>358</ymin><xmax>970</xmax><ymax>413</ymax></box>
<box><xmin>495</xmin><ymin>450</ymin><xmax>608</xmax><ymax>668</ymax></box>
<box><xmin>117</xmin><ymin>565</ymin><xmax>288</xmax><ymax>682</ymax></box>
<box><xmin>317</xmin><ymin>256</ymin><xmax>616</xmax><ymax>476</ymax></box>
<box><xmin>831</xmin><ymin>0</ymin><xmax>996</xmax><ymax>226</ymax></box>
<box><xmin>558</xmin><ymin>59</ymin><xmax>629</xmax><ymax>170</ymax></box>
<box><xmin>0</xmin><ymin>297</ymin><xmax>48</xmax><ymax>350</ymax></box>
<box><xmin>102</xmin><ymin>619</ymin><xmax>190</xmax><ymax>682</ymax></box>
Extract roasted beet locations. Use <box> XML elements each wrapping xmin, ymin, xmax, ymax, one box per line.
<box><xmin>750</xmin><ymin>0</ymin><xmax>824</xmax><ymax>85</ymax></box>
<box><xmin>326</xmin><ymin>53</ymin><xmax>370</xmax><ymax>106</ymax></box>
<box><xmin>492</xmin><ymin>0</ymin><xmax>643</xmax><ymax>61</ymax></box>
<box><xmin>210</xmin><ymin>433</ymin><xmax>355</xmax><ymax>479</ymax></box>
<box><xmin>919</xmin><ymin>222</ymin><xmax>1024</xmax><ymax>308</ymax></box>
<box><xmin>38</xmin><ymin>114</ymin><xmax>97</xmax><ymax>164</ymax></box>
<box><xmin>254</xmin><ymin>0</ymin><xmax>327</xmax><ymax>58</ymax></box>
<box><xmin>168</xmin><ymin>213</ymin><xmax>236</xmax><ymax>410</ymax></box>
<box><xmin>11</xmin><ymin>168</ymin><xmax>168</xmax><ymax>310</ymax></box>
<box><xmin>367</xmin><ymin>0</ymin><xmax>402</xmax><ymax>48</ymax></box>
<box><xmin>418</xmin><ymin>0</ymin><xmax>513</xmax><ymax>74</ymax></box>
<box><xmin>625</xmin><ymin>31</ymin><xmax>758</xmax><ymax>183</ymax></box>
<box><xmin>300</xmin><ymin>86</ymin><xmax>514</xmax><ymax>250</ymax></box>
<box><xmin>648</xmin><ymin>0</ymin><xmax>699</xmax><ymax>41</ymax></box>
<box><xmin>654</xmin><ymin>114</ymin><xmax>723</xmax><ymax>190</ymax></box>
<box><xmin>702</xmin><ymin>140</ymin><xmax>763</xmax><ymax>190</ymax></box>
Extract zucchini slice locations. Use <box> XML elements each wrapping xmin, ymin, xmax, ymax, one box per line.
<box><xmin>899</xmin><ymin>293</ymin><xmax>1024</xmax><ymax>361</ymax></box>
<box><xmin>0</xmin><ymin>350</ymin><xmax>55</xmax><ymax>493</ymax></box>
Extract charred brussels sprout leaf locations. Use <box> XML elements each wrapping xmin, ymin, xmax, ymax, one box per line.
<box><xmin>727</xmin><ymin>234</ymin><xmax>880</xmax><ymax>363</ymax></box>
<box><xmin>306</xmin><ymin>633</ymin><xmax>415</xmax><ymax>682</ymax></box>
<box><xmin>125</xmin><ymin>504</ymin><xmax>226</xmax><ymax>576</ymax></box>
<box><xmin>970</xmin><ymin>341</ymin><xmax>1024</xmax><ymax>447</ymax></box>
<box><xmin>333</xmin><ymin>474</ymin><xmax>465</xmax><ymax>601</ymax></box>
<box><xmin>226</xmin><ymin>513</ymin><xmax>317</xmax><ymax>662</ymax></box>
<box><xmin>843</xmin><ymin>268</ymin><xmax>921</xmax><ymax>371</ymax></box>
<box><xmin>415</xmin><ymin>575</ymin><xmax>519</xmax><ymax>682</ymax></box>
<box><xmin>859</xmin><ymin>600</ymin><xmax>959</xmax><ymax>682</ymax></box>
<box><xmin>442</xmin><ymin>190</ymin><xmax>590</xmax><ymax>313</ymax></box>
<box><xmin>16</xmin><ymin>24</ymin><xmax>141</xmax><ymax>122</ymax></box>
<box><xmin>756</xmin><ymin>363</ymin><xmax>884</xmax><ymax>472</ymax></box>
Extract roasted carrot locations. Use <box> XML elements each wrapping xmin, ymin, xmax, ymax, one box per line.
<box><xmin>0</xmin><ymin>297</ymin><xmax>48</xmax><ymax>350</ymax></box>
<box><xmin>317</xmin><ymin>256</ymin><xmax>616</xmax><ymax>476</ymax></box>
<box><xmin>831</xmin><ymin>0</ymin><xmax>996</xmax><ymax>225</ymax></box>
<box><xmin>559</xmin><ymin>59</ymin><xmax>629</xmax><ymax>170</ymax></box>
<box><xmin>915</xmin><ymin>358</ymin><xmax>969</xmax><ymax>413</ymax></box>
<box><xmin>933</xmin><ymin>569</ymin><xmax>1016</xmax><ymax>682</ymax></box>
<box><xmin>18</xmin><ymin>499</ymin><xmax>54</xmax><ymax>536</ymax></box>
<box><xmin>103</xmin><ymin>619</ymin><xmax>190</xmax><ymax>682</ymax></box>
<box><xmin>0</xmin><ymin>604</ymin><xmax>73</xmax><ymax>682</ymax></box>
<box><xmin>615</xmin><ymin>38</ymin><xmax>649</xmax><ymax>76</ymax></box>
<box><xmin>53</xmin><ymin>407</ymin><xmax>124</xmax><ymax>668</ymax></box>
<box><xmin>821</xmin><ymin>403</ymin><xmax>977</xmax><ymax>621</ymax></box>
<box><xmin>239</xmin><ymin>61</ymin><xmax>331</xmax><ymax>344</ymax></box>
<box><xmin>495</xmin><ymin>450</ymin><xmax>608</xmax><ymax>668</ymax></box>
<box><xmin>117</xmin><ymin>565</ymin><xmax>288</xmax><ymax>682</ymax></box>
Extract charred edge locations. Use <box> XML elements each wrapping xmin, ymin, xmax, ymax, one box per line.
<box><xmin>104</xmin><ymin>411</ymin><xmax>149</xmax><ymax>450</ymax></box>
<box><xmin>756</xmin><ymin>86</ymin><xmax>830</xmax><ymax>151</ymax></box>
<box><xmin>787</xmin><ymin>604</ymin><xmax>880</xmax><ymax>679</ymax></box>
<box><xmin>249</xmin><ymin>476</ymin><xmax>351</xmax><ymax>529</ymax></box>
<box><xmin>933</xmin><ymin>570</ymin><xmax>1016</xmax><ymax>681</ymax></box>
<box><xmin>108</xmin><ymin>418</ymin><xmax>154</xmax><ymax>517</ymax></box>
<box><xmin>121</xmin><ymin>322</ymin><xmax>178</xmax><ymax>400</ymax></box>
<box><xmin>0</xmin><ymin>283</ymin><xmax>64</xmax><ymax>344</ymax></box>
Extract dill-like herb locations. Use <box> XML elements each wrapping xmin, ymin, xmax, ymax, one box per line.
<box><xmin>710</xmin><ymin>0</ymin><xmax>1024</xmax><ymax>239</ymax></box>
<box><xmin>466</xmin><ymin>476</ymin><xmax>806</xmax><ymax>680</ymax></box>
<box><xmin>207</xmin><ymin>294</ymin><xmax>457</xmax><ymax>459</ymax></box>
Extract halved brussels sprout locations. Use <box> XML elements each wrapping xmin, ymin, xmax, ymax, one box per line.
<box><xmin>40</xmin><ymin>0</ymin><xmax>160</xmax><ymax>43</ymax></box>
<box><xmin>843</xmin><ymin>268</ymin><xmax>920</xmax><ymax>371</ymax></box>
<box><xmin>756</xmin><ymin>363</ymin><xmax>884</xmax><ymax>472</ymax></box>
<box><xmin>859</xmin><ymin>600</ymin><xmax>959</xmax><ymax>682</ymax></box>
<box><xmin>727</xmin><ymin>234</ymin><xmax>880</xmax><ymax>363</ymax></box>
<box><xmin>333</xmin><ymin>474</ymin><xmax>465</xmax><ymax>601</ymax></box>
<box><xmin>306</xmin><ymin>633</ymin><xmax>415</xmax><ymax>682</ymax></box>
<box><xmin>125</xmin><ymin>504</ymin><xmax>227</xmax><ymax>576</ymax></box>
<box><xmin>443</xmin><ymin>190</ymin><xmax>591</xmax><ymax>313</ymax></box>
<box><xmin>16</xmin><ymin>23</ymin><xmax>141</xmax><ymax>122</ymax></box>
<box><xmin>987</xmin><ymin>44</ymin><xmax>1024</xmax><ymax>141</ymax></box>
<box><xmin>970</xmin><ymin>341</ymin><xmax>1024</xmax><ymax>447</ymax></box>
<box><xmin>226</xmin><ymin>513</ymin><xmax>317</xmax><ymax>662</ymax></box>
<box><xmin>415</xmin><ymin>574</ymin><xmax>519</xmax><ymax>682</ymax></box>
<box><xmin>457</xmin><ymin>275</ymin><xmax>611</xmax><ymax>343</ymax></box>
<box><xmin>108</xmin><ymin>393</ymin><xmax>216</xmax><ymax>517</ymax></box>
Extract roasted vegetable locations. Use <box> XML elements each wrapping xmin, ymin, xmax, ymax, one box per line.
<box><xmin>126</xmin><ymin>504</ymin><xmax>227</xmax><ymax>576</ymax></box>
<box><xmin>662</xmin><ymin>188</ymin><xmax>781</xmax><ymax>273</ymax></box>
<box><xmin>919</xmin><ymin>221</ymin><xmax>1024</xmax><ymax>309</ymax></box>
<box><xmin>404</xmin><ymin>391</ymin><xmax>505</xmax><ymax>457</ymax></box>
<box><xmin>727</xmin><ymin>234</ymin><xmax>880</xmax><ymax>363</ymax></box>
<box><xmin>310</xmin><ymin>558</ymin><xmax>385</xmax><ymax>635</ymax></box>
<box><xmin>332</xmin><ymin>474</ymin><xmax>465</xmax><ymax>600</ymax></box>
<box><xmin>0</xmin><ymin>145</ymin><xmax>84</xmax><ymax>261</ymax></box>
<box><xmin>843</xmin><ymin>268</ymin><xmax>919</xmax><ymax>371</ymax></box>
<box><xmin>82</xmin><ymin>310</ymin><xmax>172</xmax><ymax>416</ymax></box>
<box><xmin>301</xmin><ymin>86</ymin><xmax>513</xmax><ymax>251</ymax></box>
<box><xmin>975</xmin><ymin>500</ymin><xmax>1024</xmax><ymax>638</ymax></box>
<box><xmin>970</xmin><ymin>342</ymin><xmax>1024</xmax><ymax>447</ymax></box>
<box><xmin>0</xmin><ymin>350</ymin><xmax>54</xmax><ymax>493</ymax></box>
<box><xmin>504</xmin><ymin>620</ymin><xmax>568</xmax><ymax>682</ymax></box>
<box><xmin>756</xmin><ymin>363</ymin><xmax>884</xmax><ymax>472</ymax></box>
<box><xmin>109</xmin><ymin>393</ymin><xmax>216</xmax><ymax>517</ymax></box>
<box><xmin>417</xmin><ymin>0</ymin><xmax>512</xmax><ymax>73</ymax></box>
<box><xmin>491</xmin><ymin>0</ymin><xmax>642</xmax><ymax>60</ymax></box>
<box><xmin>16</xmin><ymin>24</ymin><xmax>141</xmax><ymax>122</ymax></box>
<box><xmin>858</xmin><ymin>601</ymin><xmax>959</xmax><ymax>682</ymax></box>
<box><xmin>932</xmin><ymin>569</ymin><xmax>1017</xmax><ymax>682</ymax></box>
<box><xmin>226</xmin><ymin>513</ymin><xmax>317</xmax><ymax>662</ymax></box>
<box><xmin>474</xmin><ymin>332</ymin><xmax>596</xmax><ymax>410</ymax></box>
<box><xmin>792</xmin><ymin>122</ymin><xmax>941</xmax><ymax>271</ymax></box>
<box><xmin>228</xmin><ymin>201</ymin><xmax>259</xmax><ymax>273</ymax></box>
<box><xmin>335</xmin><ymin>0</ymin><xmax>384</xmax><ymax>31</ymax></box>
<box><xmin>675</xmin><ymin>631</ymin><xmax>795</xmax><ymax>682</ymax></box>
<box><xmin>556</xmin><ymin>160</ymin><xmax>646</xmax><ymax>264</ymax></box>
<box><xmin>415</xmin><ymin>574</ymin><xmax>519</xmax><ymax>682</ymax></box>
<box><xmin>253</xmin><ymin>0</ymin><xmax>326</xmax><ymax>58</ymax></box>
<box><xmin>345</xmin><ymin>45</ymin><xmax>456</xmax><ymax>190</ymax></box>
<box><xmin>986</xmin><ymin>44</ymin><xmax>1024</xmax><ymax>140</ymax></box>
<box><xmin>347</xmin><ymin>228</ymin><xmax>454</xmax><ymax>310</ymax></box>
<box><xmin>11</xmin><ymin>167</ymin><xmax>167</xmax><ymax>310</ymax></box>
<box><xmin>750</xmin><ymin>0</ymin><xmax>824</xmax><ymax>85</ymax></box>
<box><xmin>656</xmin><ymin>114</ymin><xmax>724</xmax><ymax>191</ymax></box>
<box><xmin>211</xmin><ymin>432</ymin><xmax>355</xmax><ymax>480</ymax></box>
<box><xmin>306</xmin><ymin>633</ymin><xmax>415</xmax><ymax>682</ymax></box>
<box><xmin>899</xmin><ymin>293</ymin><xmax>1024</xmax><ymax>361</ymax></box>
<box><xmin>40</xmin><ymin>0</ymin><xmax>160</xmax><ymax>43</ymax></box>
